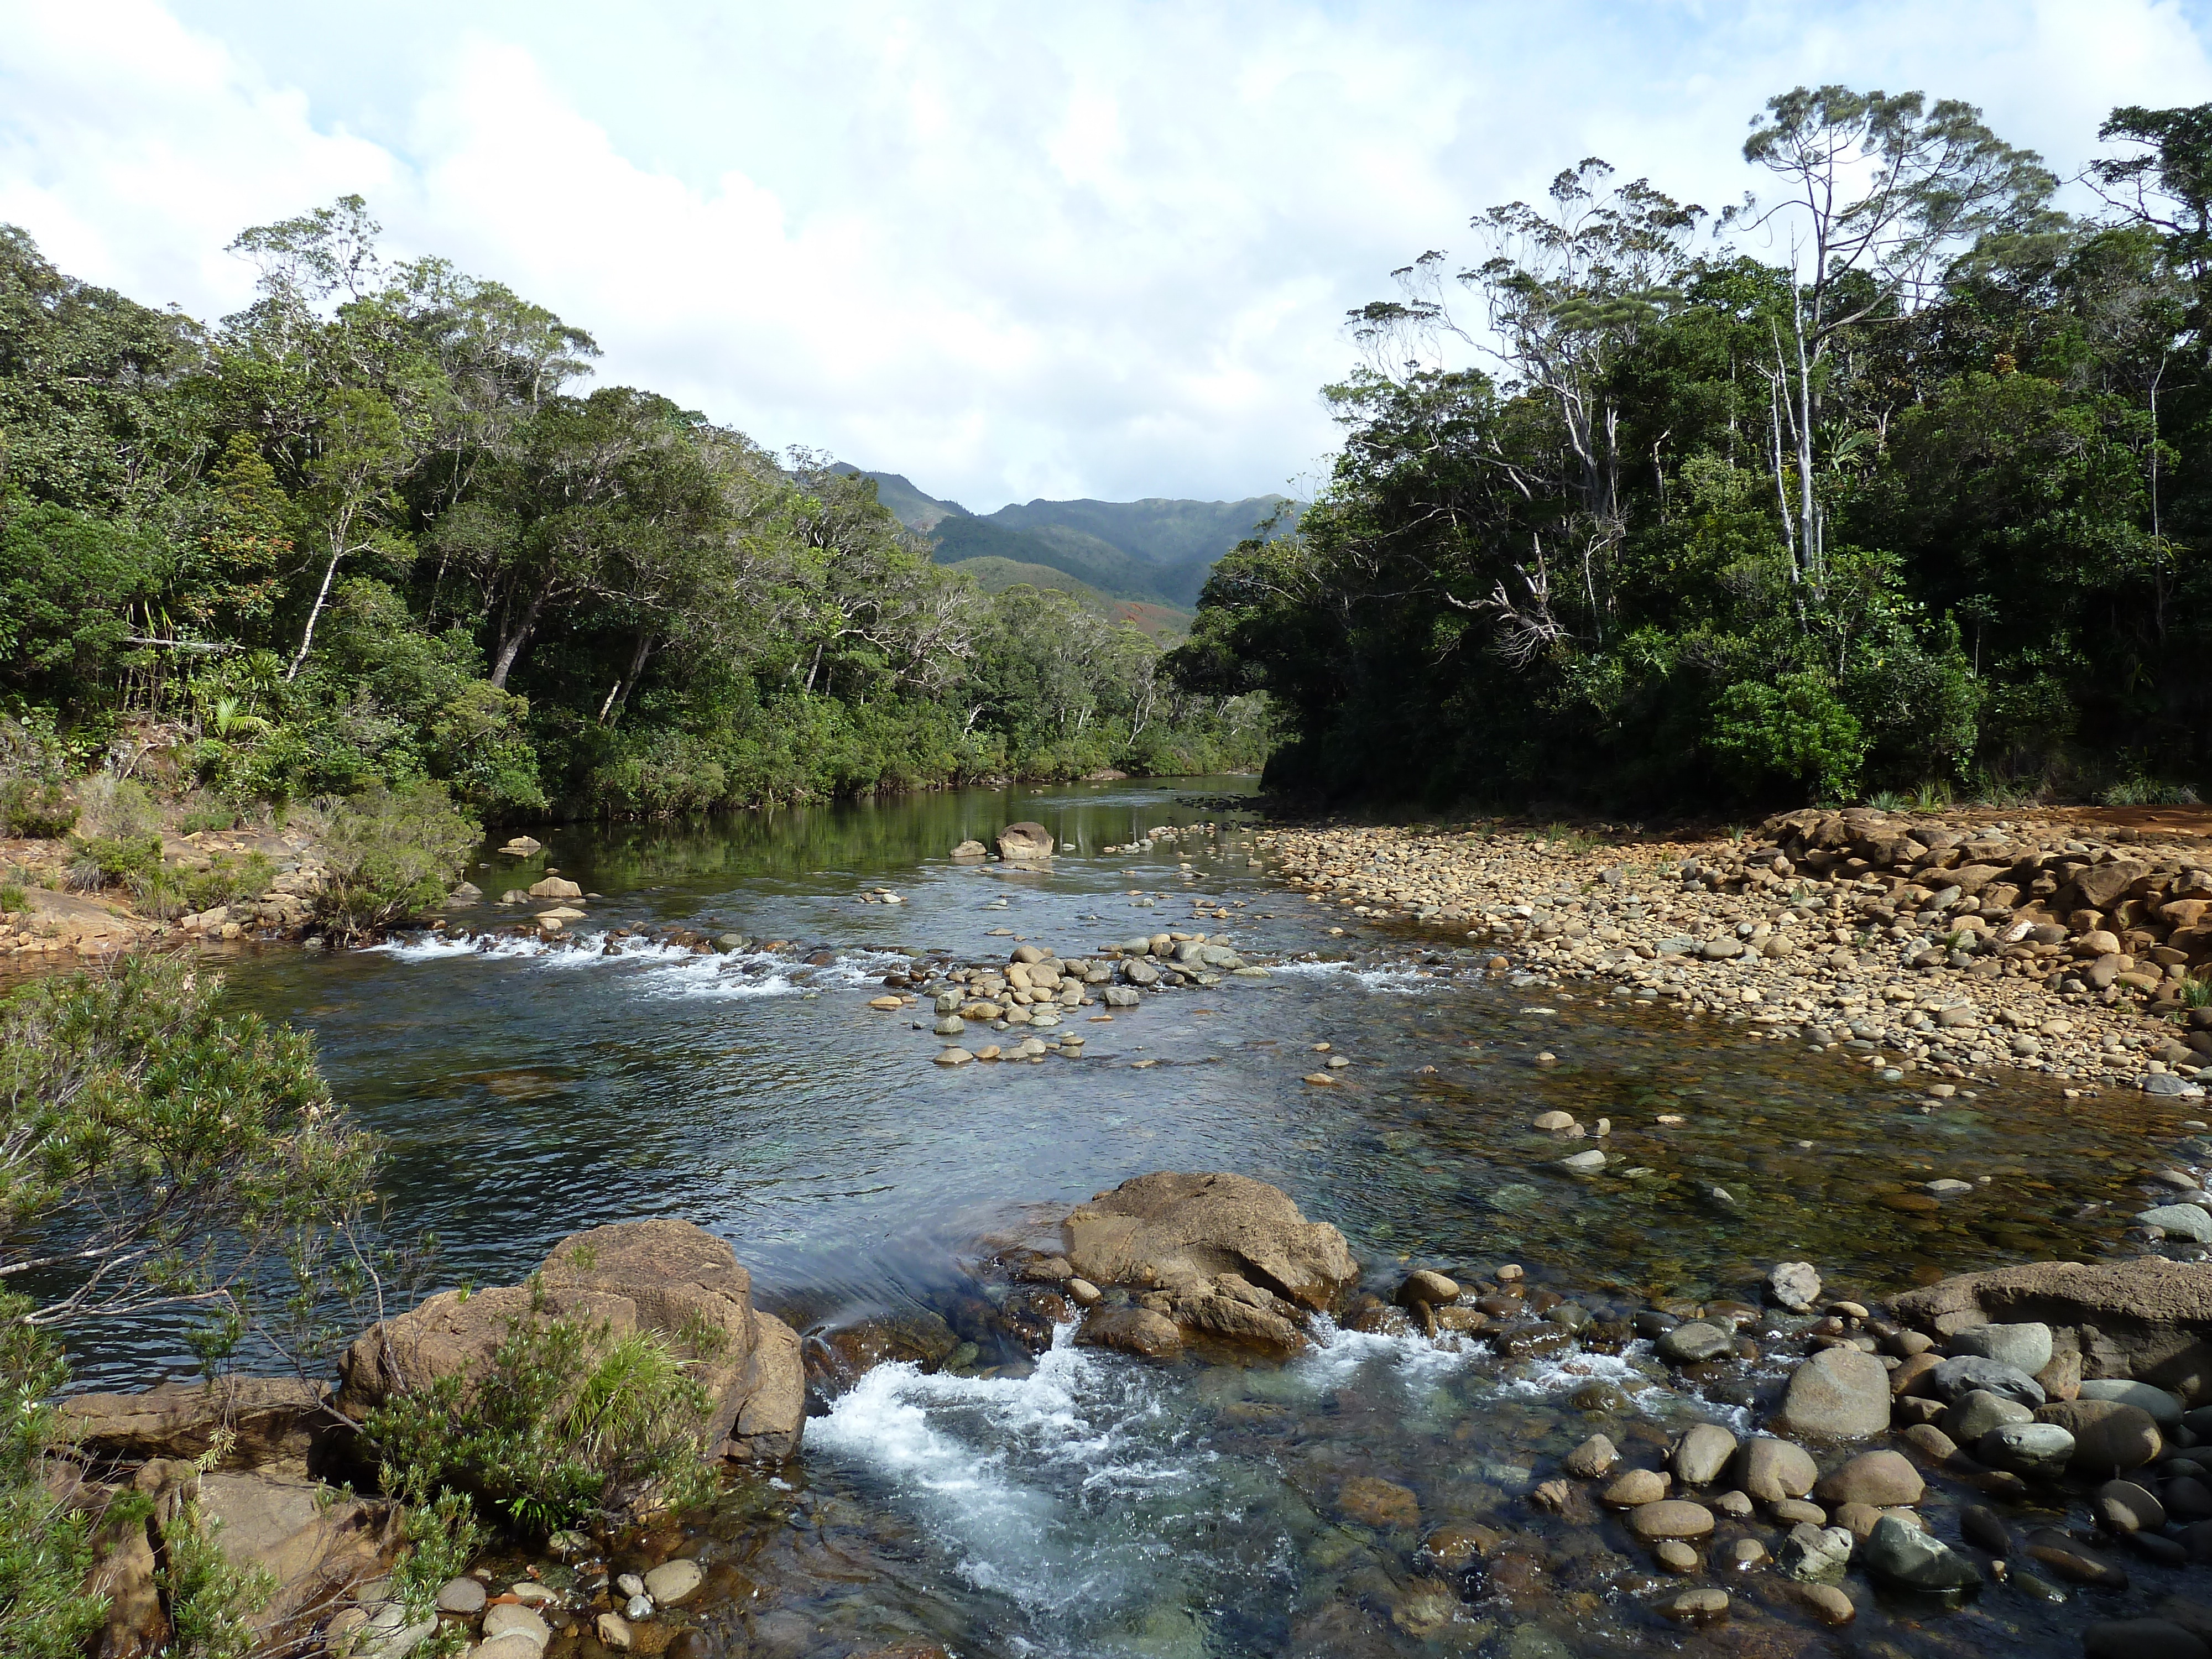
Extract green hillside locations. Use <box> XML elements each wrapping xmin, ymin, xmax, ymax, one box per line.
<box><xmin>937</xmin><ymin>555</ymin><xmax>1112</xmax><ymax>611</ymax></box>
<box><xmin>849</xmin><ymin>468</ymin><xmax>1303</xmax><ymax>609</ymax></box>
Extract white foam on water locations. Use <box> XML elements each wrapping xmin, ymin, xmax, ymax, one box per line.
<box><xmin>361</xmin><ymin>933</ymin><xmax>484</xmax><ymax>962</ymax></box>
<box><xmin>1265</xmin><ymin>959</ymin><xmax>1443</xmax><ymax>995</ymax></box>
<box><xmin>1292</xmin><ymin>1314</ymin><xmax>1483</xmax><ymax>1389</ymax></box>
<box><xmin>812</xmin><ymin>1331</ymin><xmax>1216</xmax><ymax>1635</ymax></box>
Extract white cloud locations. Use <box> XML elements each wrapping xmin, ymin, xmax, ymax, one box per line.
<box><xmin>3</xmin><ymin>0</ymin><xmax>2209</xmax><ymax>509</ymax></box>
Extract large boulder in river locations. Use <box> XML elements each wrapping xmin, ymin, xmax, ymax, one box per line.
<box><xmin>1062</xmin><ymin>1173</ymin><xmax>1357</xmax><ymax>1357</ymax></box>
<box><xmin>996</xmin><ymin>822</ymin><xmax>1055</xmax><ymax>860</ymax></box>
<box><xmin>337</xmin><ymin>1218</ymin><xmax>803</xmax><ymax>1463</ymax></box>
<box><xmin>1891</xmin><ymin>1257</ymin><xmax>2212</xmax><ymax>1397</ymax></box>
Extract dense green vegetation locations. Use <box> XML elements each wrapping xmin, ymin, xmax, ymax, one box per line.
<box><xmin>1176</xmin><ymin>90</ymin><xmax>2212</xmax><ymax>810</ymax></box>
<box><xmin>0</xmin><ymin>205</ymin><xmax>1267</xmax><ymax>828</ymax></box>
<box><xmin>0</xmin><ymin>958</ymin><xmax>374</xmax><ymax>1655</ymax></box>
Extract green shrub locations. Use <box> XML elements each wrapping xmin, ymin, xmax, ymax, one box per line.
<box><xmin>1705</xmin><ymin>672</ymin><xmax>1868</xmax><ymax>802</ymax></box>
<box><xmin>0</xmin><ymin>1299</ymin><xmax>102</xmax><ymax>1659</ymax></box>
<box><xmin>0</xmin><ymin>956</ymin><xmax>377</xmax><ymax>1335</ymax></box>
<box><xmin>179</xmin><ymin>798</ymin><xmax>243</xmax><ymax>835</ymax></box>
<box><xmin>74</xmin><ymin>774</ymin><xmax>160</xmax><ymax>839</ymax></box>
<box><xmin>309</xmin><ymin>782</ymin><xmax>479</xmax><ymax>941</ymax></box>
<box><xmin>188</xmin><ymin>852</ymin><xmax>274</xmax><ymax>913</ymax></box>
<box><xmin>154</xmin><ymin>1503</ymin><xmax>272</xmax><ymax>1659</ymax></box>
<box><xmin>64</xmin><ymin>833</ymin><xmax>159</xmax><ymax>892</ymax></box>
<box><xmin>0</xmin><ymin>884</ymin><xmax>23</xmax><ymax>914</ymax></box>
<box><xmin>389</xmin><ymin>1491</ymin><xmax>484</xmax><ymax>1624</ymax></box>
<box><xmin>0</xmin><ymin>778</ymin><xmax>76</xmax><ymax>839</ymax></box>
<box><xmin>365</xmin><ymin>1285</ymin><xmax>716</xmax><ymax>1540</ymax></box>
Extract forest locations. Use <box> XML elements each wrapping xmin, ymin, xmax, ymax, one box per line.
<box><xmin>0</xmin><ymin>204</ymin><xmax>1269</xmax><ymax>828</ymax></box>
<box><xmin>1173</xmin><ymin>90</ymin><xmax>2212</xmax><ymax>811</ymax></box>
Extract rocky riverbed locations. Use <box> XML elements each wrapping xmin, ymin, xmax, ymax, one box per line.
<box><xmin>1261</xmin><ymin>806</ymin><xmax>2212</xmax><ymax>1100</ymax></box>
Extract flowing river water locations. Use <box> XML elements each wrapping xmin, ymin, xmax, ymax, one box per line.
<box><xmin>60</xmin><ymin>778</ymin><xmax>2212</xmax><ymax>1658</ymax></box>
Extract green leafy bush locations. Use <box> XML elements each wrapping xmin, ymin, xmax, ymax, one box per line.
<box><xmin>1704</xmin><ymin>673</ymin><xmax>1869</xmax><ymax>802</ymax></box>
<box><xmin>0</xmin><ymin>1299</ymin><xmax>102</xmax><ymax>1659</ymax></box>
<box><xmin>309</xmin><ymin>782</ymin><xmax>479</xmax><ymax>940</ymax></box>
<box><xmin>0</xmin><ymin>956</ymin><xmax>376</xmax><ymax>1333</ymax></box>
<box><xmin>64</xmin><ymin>833</ymin><xmax>159</xmax><ymax>892</ymax></box>
<box><xmin>364</xmin><ymin>1285</ymin><xmax>715</xmax><ymax>1539</ymax></box>
<box><xmin>0</xmin><ymin>778</ymin><xmax>76</xmax><ymax>839</ymax></box>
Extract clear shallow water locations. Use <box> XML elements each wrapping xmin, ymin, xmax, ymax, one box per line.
<box><xmin>53</xmin><ymin>778</ymin><xmax>2212</xmax><ymax>1656</ymax></box>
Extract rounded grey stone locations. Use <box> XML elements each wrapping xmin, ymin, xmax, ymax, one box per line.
<box><xmin>1945</xmin><ymin>1322</ymin><xmax>2052</xmax><ymax>1377</ymax></box>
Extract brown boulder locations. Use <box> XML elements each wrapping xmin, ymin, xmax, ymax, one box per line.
<box><xmin>1813</xmin><ymin>1450</ymin><xmax>1924</xmax><ymax>1508</ymax></box>
<box><xmin>1073</xmin><ymin>1306</ymin><xmax>1184</xmax><ymax>1360</ymax></box>
<box><xmin>2036</xmin><ymin>1399</ymin><xmax>2163</xmax><ymax>1474</ymax></box>
<box><xmin>1891</xmin><ymin>1258</ymin><xmax>2212</xmax><ymax>1394</ymax></box>
<box><xmin>197</xmin><ymin>1467</ymin><xmax>398</xmax><ymax>1636</ymax></box>
<box><xmin>1062</xmin><ymin>1172</ymin><xmax>1358</xmax><ymax>1313</ymax></box>
<box><xmin>337</xmin><ymin>1218</ymin><xmax>803</xmax><ymax>1464</ymax></box>
<box><xmin>1337</xmin><ymin>1475</ymin><xmax>1421</xmax><ymax>1530</ymax></box>
<box><xmin>996</xmin><ymin>822</ymin><xmax>1055</xmax><ymax>860</ymax></box>
<box><xmin>60</xmin><ymin>1377</ymin><xmax>331</xmax><ymax>1470</ymax></box>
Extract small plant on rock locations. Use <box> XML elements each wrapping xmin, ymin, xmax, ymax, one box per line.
<box><xmin>364</xmin><ymin>1281</ymin><xmax>718</xmax><ymax>1541</ymax></box>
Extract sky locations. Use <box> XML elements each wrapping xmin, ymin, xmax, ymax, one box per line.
<box><xmin>4</xmin><ymin>2</ymin><xmax>2211</xmax><ymax>512</ymax></box>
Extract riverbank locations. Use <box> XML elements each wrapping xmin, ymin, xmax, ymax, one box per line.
<box><xmin>1260</xmin><ymin>805</ymin><xmax>2212</xmax><ymax>1101</ymax></box>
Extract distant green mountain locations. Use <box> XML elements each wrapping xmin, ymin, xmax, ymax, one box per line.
<box><xmin>837</xmin><ymin>467</ymin><xmax>968</xmax><ymax>531</ymax></box>
<box><xmin>989</xmin><ymin>495</ymin><xmax>1299</xmax><ymax>604</ymax></box>
<box><xmin>937</xmin><ymin>554</ymin><xmax>1113</xmax><ymax>611</ymax></box>
<box><xmin>844</xmin><ymin>467</ymin><xmax>1300</xmax><ymax>609</ymax></box>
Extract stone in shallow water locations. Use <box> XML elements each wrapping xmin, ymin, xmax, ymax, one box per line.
<box><xmin>1768</xmin><ymin>1260</ymin><xmax>1822</xmax><ymax>1313</ymax></box>
<box><xmin>2096</xmin><ymin>1479</ymin><xmax>2166</xmax><ymax>1533</ymax></box>
<box><xmin>1563</xmin><ymin>1434</ymin><xmax>1618</xmax><ymax>1478</ymax></box>
<box><xmin>1336</xmin><ymin>1475</ymin><xmax>1420</xmax><ymax>1530</ymax></box>
<box><xmin>1672</xmin><ymin>1423</ymin><xmax>1736</xmax><ymax>1486</ymax></box>
<box><xmin>2077</xmin><ymin>1378</ymin><xmax>2185</xmax><ymax>1427</ymax></box>
<box><xmin>1734</xmin><ymin>1437</ymin><xmax>1817</xmax><ymax>1502</ymax></box>
<box><xmin>1656</xmin><ymin>1322</ymin><xmax>1733</xmax><ymax>1365</ymax></box>
<box><xmin>1662</xmin><ymin>1586</ymin><xmax>1726</xmax><ymax>1620</ymax></box>
<box><xmin>1863</xmin><ymin>1514</ymin><xmax>1979</xmax><ymax>1592</ymax></box>
<box><xmin>643</xmin><ymin>1559</ymin><xmax>702</xmax><ymax>1605</ymax></box>
<box><xmin>1979</xmin><ymin>1422</ymin><xmax>2074</xmax><ymax>1480</ymax></box>
<box><xmin>1782</xmin><ymin>1348</ymin><xmax>1891</xmax><ymax>1437</ymax></box>
<box><xmin>1602</xmin><ymin>1468</ymin><xmax>1667</xmax><ymax>1507</ymax></box>
<box><xmin>2139</xmin><ymin>1203</ymin><xmax>2212</xmax><ymax>1240</ymax></box>
<box><xmin>434</xmin><ymin>1579</ymin><xmax>484</xmax><ymax>1615</ymax></box>
<box><xmin>2037</xmin><ymin>1399</ymin><xmax>2163</xmax><ymax>1472</ymax></box>
<box><xmin>1813</xmin><ymin>1449</ymin><xmax>1923</xmax><ymax>1508</ymax></box>
<box><xmin>1791</xmin><ymin>1582</ymin><xmax>1856</xmax><ymax>1625</ymax></box>
<box><xmin>1776</xmin><ymin>1522</ymin><xmax>1853</xmax><ymax>1583</ymax></box>
<box><xmin>1946</xmin><ymin>1389</ymin><xmax>2034</xmax><ymax>1444</ymax></box>
<box><xmin>1929</xmin><ymin>1354</ymin><xmax>2045</xmax><ymax>1407</ymax></box>
<box><xmin>1627</xmin><ymin>1499</ymin><xmax>1714</xmax><ymax>1541</ymax></box>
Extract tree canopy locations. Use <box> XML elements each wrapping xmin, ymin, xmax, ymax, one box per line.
<box><xmin>1175</xmin><ymin>89</ymin><xmax>2212</xmax><ymax>810</ymax></box>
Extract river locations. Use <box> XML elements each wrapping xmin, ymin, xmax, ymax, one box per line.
<box><xmin>72</xmin><ymin>778</ymin><xmax>2212</xmax><ymax>1657</ymax></box>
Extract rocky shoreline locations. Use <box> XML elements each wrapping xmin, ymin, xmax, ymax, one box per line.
<box><xmin>55</xmin><ymin>1164</ymin><xmax>2212</xmax><ymax>1659</ymax></box>
<box><xmin>1261</xmin><ymin>806</ymin><xmax>2212</xmax><ymax>1100</ymax></box>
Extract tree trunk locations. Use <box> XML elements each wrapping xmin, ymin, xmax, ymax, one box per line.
<box><xmin>285</xmin><ymin>541</ymin><xmax>346</xmax><ymax>682</ymax></box>
<box><xmin>488</xmin><ymin>587</ymin><xmax>549</xmax><ymax>690</ymax></box>
<box><xmin>598</xmin><ymin>631</ymin><xmax>655</xmax><ymax>723</ymax></box>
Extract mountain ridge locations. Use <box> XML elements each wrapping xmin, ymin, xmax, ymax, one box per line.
<box><xmin>832</xmin><ymin>465</ymin><xmax>1300</xmax><ymax>609</ymax></box>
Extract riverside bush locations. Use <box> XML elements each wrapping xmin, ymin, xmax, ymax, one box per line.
<box><xmin>364</xmin><ymin>1284</ymin><xmax>716</xmax><ymax>1538</ymax></box>
<box><xmin>1</xmin><ymin>778</ymin><xmax>76</xmax><ymax>838</ymax></box>
<box><xmin>0</xmin><ymin>962</ymin><xmax>377</xmax><ymax>1657</ymax></box>
<box><xmin>307</xmin><ymin>781</ymin><xmax>478</xmax><ymax>940</ymax></box>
